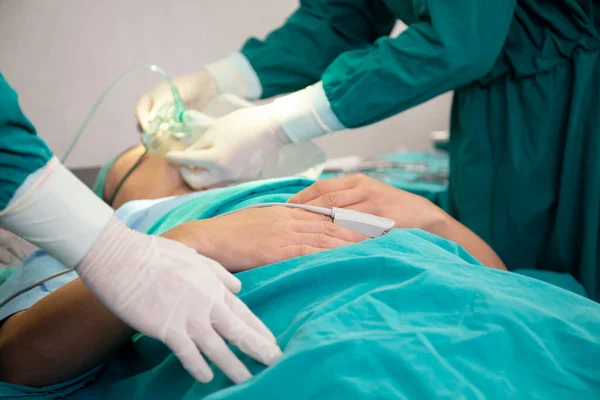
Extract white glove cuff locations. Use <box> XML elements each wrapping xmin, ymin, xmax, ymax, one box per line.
<box><xmin>271</xmin><ymin>82</ymin><xmax>345</xmax><ymax>143</ymax></box>
<box><xmin>205</xmin><ymin>53</ymin><xmax>262</xmax><ymax>100</ymax></box>
<box><xmin>0</xmin><ymin>157</ymin><xmax>113</xmax><ymax>268</ymax></box>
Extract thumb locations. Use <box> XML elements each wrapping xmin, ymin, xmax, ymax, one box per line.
<box><xmin>166</xmin><ymin>146</ymin><xmax>221</xmax><ymax>168</ymax></box>
<box><xmin>179</xmin><ymin>167</ymin><xmax>226</xmax><ymax>189</ymax></box>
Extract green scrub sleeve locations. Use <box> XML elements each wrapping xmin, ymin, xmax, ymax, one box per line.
<box><xmin>0</xmin><ymin>74</ymin><xmax>53</xmax><ymax>210</ymax></box>
<box><xmin>322</xmin><ymin>0</ymin><xmax>517</xmax><ymax>128</ymax></box>
<box><xmin>241</xmin><ymin>0</ymin><xmax>396</xmax><ymax>98</ymax></box>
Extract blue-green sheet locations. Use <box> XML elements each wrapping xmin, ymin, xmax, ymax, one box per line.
<box><xmin>1</xmin><ymin>178</ymin><xmax>598</xmax><ymax>399</ymax></box>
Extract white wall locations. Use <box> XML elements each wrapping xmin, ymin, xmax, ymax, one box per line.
<box><xmin>0</xmin><ymin>0</ymin><xmax>452</xmax><ymax>168</ymax></box>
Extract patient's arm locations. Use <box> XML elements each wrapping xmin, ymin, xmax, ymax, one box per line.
<box><xmin>0</xmin><ymin>279</ymin><xmax>132</xmax><ymax>387</ymax></box>
<box><xmin>289</xmin><ymin>174</ymin><xmax>507</xmax><ymax>271</ymax></box>
<box><xmin>0</xmin><ymin>206</ymin><xmax>364</xmax><ymax>387</ymax></box>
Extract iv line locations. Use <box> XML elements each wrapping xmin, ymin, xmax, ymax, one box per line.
<box><xmin>61</xmin><ymin>64</ymin><xmax>185</xmax><ymax>164</ymax></box>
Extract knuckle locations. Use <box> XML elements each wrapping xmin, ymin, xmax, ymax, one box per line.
<box><xmin>200</xmin><ymin>337</ymin><xmax>223</xmax><ymax>357</ymax></box>
<box><xmin>352</xmin><ymin>231</ymin><xmax>366</xmax><ymax>242</ymax></box>
<box><xmin>322</xmin><ymin>220</ymin><xmax>336</xmax><ymax>235</ymax></box>
<box><xmin>322</xmin><ymin>193</ymin><xmax>337</xmax><ymax>207</ymax></box>
<box><xmin>315</xmin><ymin>233</ymin><xmax>330</xmax><ymax>248</ymax></box>
<box><xmin>299</xmin><ymin>245</ymin><xmax>313</xmax><ymax>257</ymax></box>
<box><xmin>313</xmin><ymin>181</ymin><xmax>326</xmax><ymax>196</ymax></box>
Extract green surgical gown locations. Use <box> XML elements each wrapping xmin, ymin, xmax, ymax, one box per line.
<box><xmin>241</xmin><ymin>0</ymin><xmax>600</xmax><ymax>300</ymax></box>
<box><xmin>0</xmin><ymin>74</ymin><xmax>53</xmax><ymax>210</ymax></box>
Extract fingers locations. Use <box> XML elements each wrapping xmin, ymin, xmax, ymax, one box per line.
<box><xmin>187</xmin><ymin>133</ymin><xmax>215</xmax><ymax>151</ymax></box>
<box><xmin>166</xmin><ymin>148</ymin><xmax>220</xmax><ymax>168</ymax></box>
<box><xmin>167</xmin><ymin>335</ymin><xmax>214</xmax><ymax>383</ymax></box>
<box><xmin>289</xmin><ymin>208</ymin><xmax>330</xmax><ymax>222</ymax></box>
<box><xmin>212</xmin><ymin>303</ymin><xmax>283</xmax><ymax>368</ymax></box>
<box><xmin>205</xmin><ymin>258</ymin><xmax>242</xmax><ymax>294</ymax></box>
<box><xmin>179</xmin><ymin>167</ymin><xmax>224</xmax><ymax>189</ymax></box>
<box><xmin>224</xmin><ymin>290</ymin><xmax>277</xmax><ymax>343</ymax></box>
<box><xmin>191</xmin><ymin>326</ymin><xmax>252</xmax><ymax>384</ymax></box>
<box><xmin>288</xmin><ymin>175</ymin><xmax>359</xmax><ymax>205</ymax></box>
<box><xmin>304</xmin><ymin>188</ymin><xmax>367</xmax><ymax>209</ymax></box>
<box><xmin>279</xmin><ymin>245</ymin><xmax>324</xmax><ymax>260</ymax></box>
<box><xmin>294</xmin><ymin>221</ymin><xmax>367</xmax><ymax>244</ymax></box>
<box><xmin>0</xmin><ymin>247</ymin><xmax>11</xmax><ymax>265</ymax></box>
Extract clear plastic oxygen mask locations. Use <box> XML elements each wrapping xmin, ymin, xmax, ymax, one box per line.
<box><xmin>141</xmin><ymin>103</ymin><xmax>215</xmax><ymax>156</ymax></box>
<box><xmin>61</xmin><ymin>64</ymin><xmax>198</xmax><ymax>164</ymax></box>
<box><xmin>62</xmin><ymin>64</ymin><xmax>327</xmax><ymax>181</ymax></box>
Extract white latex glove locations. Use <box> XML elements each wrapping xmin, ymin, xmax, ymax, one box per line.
<box><xmin>167</xmin><ymin>104</ymin><xmax>290</xmax><ymax>188</ymax></box>
<box><xmin>136</xmin><ymin>54</ymin><xmax>261</xmax><ymax>130</ymax></box>
<box><xmin>0</xmin><ymin>228</ymin><xmax>36</xmax><ymax>267</ymax></box>
<box><xmin>0</xmin><ymin>157</ymin><xmax>281</xmax><ymax>384</ymax></box>
<box><xmin>136</xmin><ymin>69</ymin><xmax>217</xmax><ymax>131</ymax></box>
<box><xmin>167</xmin><ymin>82</ymin><xmax>346</xmax><ymax>189</ymax></box>
<box><xmin>78</xmin><ymin>216</ymin><xmax>282</xmax><ymax>384</ymax></box>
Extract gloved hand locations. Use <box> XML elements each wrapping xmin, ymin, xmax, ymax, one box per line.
<box><xmin>0</xmin><ymin>157</ymin><xmax>281</xmax><ymax>384</ymax></box>
<box><xmin>0</xmin><ymin>228</ymin><xmax>36</xmax><ymax>267</ymax></box>
<box><xmin>167</xmin><ymin>82</ymin><xmax>345</xmax><ymax>189</ymax></box>
<box><xmin>136</xmin><ymin>53</ymin><xmax>261</xmax><ymax>130</ymax></box>
<box><xmin>136</xmin><ymin>69</ymin><xmax>218</xmax><ymax>131</ymax></box>
<box><xmin>167</xmin><ymin>105</ymin><xmax>290</xmax><ymax>188</ymax></box>
<box><xmin>78</xmin><ymin>216</ymin><xmax>282</xmax><ymax>384</ymax></box>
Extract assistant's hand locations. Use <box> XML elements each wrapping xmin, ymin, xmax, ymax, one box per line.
<box><xmin>166</xmin><ymin>105</ymin><xmax>290</xmax><ymax>188</ymax></box>
<box><xmin>0</xmin><ymin>228</ymin><xmax>36</xmax><ymax>267</ymax></box>
<box><xmin>288</xmin><ymin>174</ymin><xmax>446</xmax><ymax>231</ymax></box>
<box><xmin>290</xmin><ymin>175</ymin><xmax>507</xmax><ymax>270</ymax></box>
<box><xmin>136</xmin><ymin>69</ymin><xmax>219</xmax><ymax>131</ymax></box>
<box><xmin>77</xmin><ymin>216</ymin><xmax>282</xmax><ymax>384</ymax></box>
<box><xmin>161</xmin><ymin>206</ymin><xmax>367</xmax><ymax>272</ymax></box>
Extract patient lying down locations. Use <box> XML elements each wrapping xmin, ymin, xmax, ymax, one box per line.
<box><xmin>0</xmin><ymin>145</ymin><xmax>506</xmax><ymax>388</ymax></box>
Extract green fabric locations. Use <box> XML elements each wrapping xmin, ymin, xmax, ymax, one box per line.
<box><xmin>2</xmin><ymin>178</ymin><xmax>598</xmax><ymax>399</ymax></box>
<box><xmin>241</xmin><ymin>0</ymin><xmax>396</xmax><ymax>98</ymax></box>
<box><xmin>0</xmin><ymin>74</ymin><xmax>53</xmax><ymax>210</ymax></box>
<box><xmin>320</xmin><ymin>151</ymin><xmax>449</xmax><ymax>211</ymax></box>
<box><xmin>92</xmin><ymin>155</ymin><xmax>118</xmax><ymax>201</ymax></box>
<box><xmin>75</xmin><ymin>235</ymin><xmax>600</xmax><ymax>399</ymax></box>
<box><xmin>241</xmin><ymin>1</ymin><xmax>600</xmax><ymax>300</ymax></box>
<box><xmin>0</xmin><ymin>266</ymin><xmax>16</xmax><ymax>286</ymax></box>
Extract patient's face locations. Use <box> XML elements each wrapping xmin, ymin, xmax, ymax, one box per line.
<box><xmin>104</xmin><ymin>145</ymin><xmax>199</xmax><ymax>209</ymax></box>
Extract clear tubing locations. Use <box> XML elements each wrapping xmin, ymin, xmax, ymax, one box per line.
<box><xmin>61</xmin><ymin>64</ymin><xmax>185</xmax><ymax>164</ymax></box>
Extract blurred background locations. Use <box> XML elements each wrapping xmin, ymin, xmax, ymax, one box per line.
<box><xmin>0</xmin><ymin>0</ymin><xmax>452</xmax><ymax>170</ymax></box>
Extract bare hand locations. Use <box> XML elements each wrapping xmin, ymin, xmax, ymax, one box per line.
<box><xmin>288</xmin><ymin>174</ymin><xmax>446</xmax><ymax>232</ymax></box>
<box><xmin>162</xmin><ymin>206</ymin><xmax>367</xmax><ymax>272</ymax></box>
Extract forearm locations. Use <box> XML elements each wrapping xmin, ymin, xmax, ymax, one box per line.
<box><xmin>0</xmin><ymin>278</ymin><xmax>133</xmax><ymax>387</ymax></box>
<box><xmin>426</xmin><ymin>212</ymin><xmax>507</xmax><ymax>271</ymax></box>
<box><xmin>321</xmin><ymin>1</ymin><xmax>516</xmax><ymax>128</ymax></box>
<box><xmin>241</xmin><ymin>0</ymin><xmax>395</xmax><ymax>98</ymax></box>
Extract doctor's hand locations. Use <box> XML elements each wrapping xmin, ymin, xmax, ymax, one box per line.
<box><xmin>166</xmin><ymin>105</ymin><xmax>289</xmax><ymax>189</ymax></box>
<box><xmin>0</xmin><ymin>228</ymin><xmax>36</xmax><ymax>267</ymax></box>
<box><xmin>288</xmin><ymin>174</ymin><xmax>447</xmax><ymax>232</ymax></box>
<box><xmin>161</xmin><ymin>206</ymin><xmax>367</xmax><ymax>272</ymax></box>
<box><xmin>77</xmin><ymin>216</ymin><xmax>282</xmax><ymax>385</ymax></box>
<box><xmin>136</xmin><ymin>69</ymin><xmax>219</xmax><ymax>131</ymax></box>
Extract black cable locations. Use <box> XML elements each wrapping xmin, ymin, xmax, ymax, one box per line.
<box><xmin>108</xmin><ymin>150</ymin><xmax>147</xmax><ymax>207</ymax></box>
